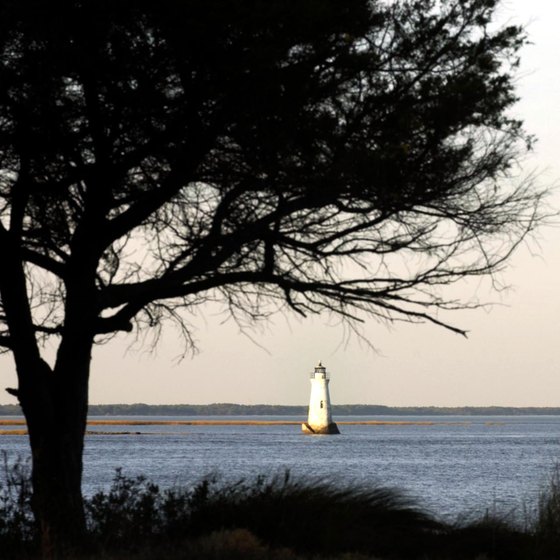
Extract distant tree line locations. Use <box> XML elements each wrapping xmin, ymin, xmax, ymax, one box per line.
<box><xmin>1</xmin><ymin>404</ymin><xmax>559</xmax><ymax>416</ymax></box>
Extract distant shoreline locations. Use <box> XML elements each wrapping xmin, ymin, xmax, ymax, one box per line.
<box><xmin>0</xmin><ymin>418</ymin><xmax>479</xmax><ymax>435</ymax></box>
<box><xmin>0</xmin><ymin>419</ymin><xmax>466</xmax><ymax>426</ymax></box>
<box><xmin>1</xmin><ymin>403</ymin><xmax>559</xmax><ymax>416</ymax></box>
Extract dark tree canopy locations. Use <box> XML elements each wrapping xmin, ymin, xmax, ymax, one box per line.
<box><xmin>0</xmin><ymin>0</ymin><xmax>542</xmax><ymax>344</ymax></box>
<box><xmin>0</xmin><ymin>0</ymin><xmax>546</xmax><ymax>552</ymax></box>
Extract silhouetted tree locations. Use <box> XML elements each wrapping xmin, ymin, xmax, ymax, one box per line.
<box><xmin>0</xmin><ymin>0</ymin><xmax>546</xmax><ymax>554</ymax></box>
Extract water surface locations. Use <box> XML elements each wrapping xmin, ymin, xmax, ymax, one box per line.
<box><xmin>1</xmin><ymin>414</ymin><xmax>559</xmax><ymax>521</ymax></box>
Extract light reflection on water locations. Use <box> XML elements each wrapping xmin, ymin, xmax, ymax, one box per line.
<box><xmin>1</xmin><ymin>415</ymin><xmax>560</xmax><ymax>521</ymax></box>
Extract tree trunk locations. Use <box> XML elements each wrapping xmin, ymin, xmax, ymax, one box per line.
<box><xmin>19</xmin><ymin>357</ymin><xmax>90</xmax><ymax>558</ymax></box>
<box><xmin>0</xmin><ymin>241</ymin><xmax>89</xmax><ymax>557</ymax></box>
<box><xmin>0</xmin><ymin>192</ymin><xmax>100</xmax><ymax>558</ymax></box>
<box><xmin>29</xmin><ymin>417</ymin><xmax>87</xmax><ymax>557</ymax></box>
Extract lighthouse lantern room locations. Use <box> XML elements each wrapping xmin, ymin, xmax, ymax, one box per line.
<box><xmin>301</xmin><ymin>361</ymin><xmax>340</xmax><ymax>435</ymax></box>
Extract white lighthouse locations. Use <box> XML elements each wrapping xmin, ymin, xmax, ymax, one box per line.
<box><xmin>301</xmin><ymin>361</ymin><xmax>340</xmax><ymax>435</ymax></box>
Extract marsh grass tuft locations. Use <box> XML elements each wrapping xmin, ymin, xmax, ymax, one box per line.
<box><xmin>533</xmin><ymin>463</ymin><xmax>560</xmax><ymax>558</ymax></box>
<box><xmin>184</xmin><ymin>471</ymin><xmax>443</xmax><ymax>558</ymax></box>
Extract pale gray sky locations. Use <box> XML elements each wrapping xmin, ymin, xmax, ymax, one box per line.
<box><xmin>1</xmin><ymin>0</ymin><xmax>559</xmax><ymax>406</ymax></box>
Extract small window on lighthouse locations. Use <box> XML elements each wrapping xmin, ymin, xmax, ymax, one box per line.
<box><xmin>320</xmin><ymin>400</ymin><xmax>324</xmax><ymax>409</ymax></box>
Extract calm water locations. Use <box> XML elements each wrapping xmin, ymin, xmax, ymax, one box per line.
<box><xmin>2</xmin><ymin>415</ymin><xmax>560</xmax><ymax>521</ymax></box>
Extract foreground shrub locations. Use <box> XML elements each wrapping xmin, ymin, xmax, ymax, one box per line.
<box><xmin>0</xmin><ymin>454</ymin><xmax>35</xmax><ymax>556</ymax></box>
<box><xmin>86</xmin><ymin>468</ymin><xmax>196</xmax><ymax>550</ymax></box>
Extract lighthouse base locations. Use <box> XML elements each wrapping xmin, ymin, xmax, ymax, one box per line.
<box><xmin>301</xmin><ymin>422</ymin><xmax>340</xmax><ymax>435</ymax></box>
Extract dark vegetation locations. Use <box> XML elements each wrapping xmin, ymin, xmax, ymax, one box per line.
<box><xmin>0</xmin><ymin>403</ymin><xmax>556</xmax><ymax>417</ymax></box>
<box><xmin>3</xmin><ymin>403</ymin><xmax>560</xmax><ymax>417</ymax></box>
<box><xmin>81</xmin><ymin>404</ymin><xmax>560</xmax><ymax>417</ymax></box>
<box><xmin>87</xmin><ymin>404</ymin><xmax>560</xmax><ymax>417</ymax></box>
<box><xmin>1</xmin><ymin>459</ymin><xmax>560</xmax><ymax>559</ymax></box>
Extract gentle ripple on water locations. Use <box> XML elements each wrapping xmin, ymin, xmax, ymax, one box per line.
<box><xmin>1</xmin><ymin>415</ymin><xmax>559</xmax><ymax>521</ymax></box>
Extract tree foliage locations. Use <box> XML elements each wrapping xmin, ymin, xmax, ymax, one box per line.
<box><xmin>0</xmin><ymin>0</ymin><xmax>543</xmax><ymax>349</ymax></box>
